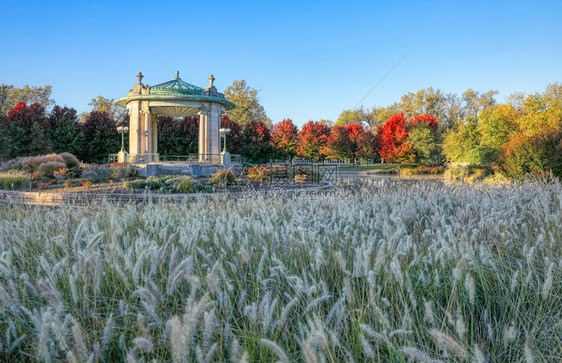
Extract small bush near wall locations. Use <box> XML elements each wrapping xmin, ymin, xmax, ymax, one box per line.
<box><xmin>210</xmin><ymin>169</ymin><xmax>237</xmax><ymax>188</ymax></box>
<box><xmin>37</xmin><ymin>161</ymin><xmax>66</xmax><ymax>178</ymax></box>
<box><xmin>400</xmin><ymin>165</ymin><xmax>445</xmax><ymax>175</ymax></box>
<box><xmin>82</xmin><ymin>164</ymin><xmax>111</xmax><ymax>183</ymax></box>
<box><xmin>1</xmin><ymin>153</ymin><xmax>82</xmax><ymax>178</ymax></box>
<box><xmin>124</xmin><ymin>175</ymin><xmax>211</xmax><ymax>193</ymax></box>
<box><xmin>246</xmin><ymin>166</ymin><xmax>270</xmax><ymax>182</ymax></box>
<box><xmin>0</xmin><ymin>171</ymin><xmax>30</xmax><ymax>190</ymax></box>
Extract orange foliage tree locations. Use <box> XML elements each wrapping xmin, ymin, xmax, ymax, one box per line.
<box><xmin>297</xmin><ymin>121</ymin><xmax>330</xmax><ymax>161</ymax></box>
<box><xmin>272</xmin><ymin>118</ymin><xmax>299</xmax><ymax>160</ymax></box>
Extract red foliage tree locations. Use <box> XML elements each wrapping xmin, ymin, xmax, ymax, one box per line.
<box><xmin>297</xmin><ymin>121</ymin><xmax>331</xmax><ymax>161</ymax></box>
<box><xmin>325</xmin><ymin>125</ymin><xmax>353</xmax><ymax>160</ymax></box>
<box><xmin>5</xmin><ymin>102</ymin><xmax>51</xmax><ymax>158</ymax></box>
<box><xmin>345</xmin><ymin>123</ymin><xmax>366</xmax><ymax>160</ymax></box>
<box><xmin>377</xmin><ymin>112</ymin><xmax>414</xmax><ymax>163</ymax></box>
<box><xmin>272</xmin><ymin>118</ymin><xmax>299</xmax><ymax>160</ymax></box>
<box><xmin>221</xmin><ymin>115</ymin><xmax>243</xmax><ymax>155</ymax></box>
<box><xmin>355</xmin><ymin>130</ymin><xmax>379</xmax><ymax>161</ymax></box>
<box><xmin>242</xmin><ymin>120</ymin><xmax>273</xmax><ymax>162</ymax></box>
<box><xmin>345</xmin><ymin>123</ymin><xmax>365</xmax><ymax>143</ymax></box>
<box><xmin>410</xmin><ymin>113</ymin><xmax>438</xmax><ymax>130</ymax></box>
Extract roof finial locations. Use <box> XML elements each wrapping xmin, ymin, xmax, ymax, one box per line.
<box><xmin>175</xmin><ymin>70</ymin><xmax>180</xmax><ymax>80</ymax></box>
<box><xmin>209</xmin><ymin>74</ymin><xmax>215</xmax><ymax>87</ymax></box>
<box><xmin>136</xmin><ymin>72</ymin><xmax>144</xmax><ymax>84</ymax></box>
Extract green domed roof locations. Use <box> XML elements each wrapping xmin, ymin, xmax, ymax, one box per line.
<box><xmin>149</xmin><ymin>71</ymin><xmax>202</xmax><ymax>95</ymax></box>
<box><xmin>116</xmin><ymin>71</ymin><xmax>236</xmax><ymax>113</ymax></box>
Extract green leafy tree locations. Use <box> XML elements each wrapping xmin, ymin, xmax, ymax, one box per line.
<box><xmin>399</xmin><ymin>88</ymin><xmax>462</xmax><ymax>128</ymax></box>
<box><xmin>336</xmin><ymin>108</ymin><xmax>367</xmax><ymax>126</ymax></box>
<box><xmin>81</xmin><ymin>96</ymin><xmax>127</xmax><ymax>124</ymax></box>
<box><xmin>48</xmin><ymin>106</ymin><xmax>80</xmax><ymax>154</ymax></box>
<box><xmin>0</xmin><ymin>84</ymin><xmax>54</xmax><ymax>115</ymax></box>
<box><xmin>367</xmin><ymin>106</ymin><xmax>401</xmax><ymax>131</ymax></box>
<box><xmin>442</xmin><ymin>120</ymin><xmax>482</xmax><ymax>163</ymax></box>
<box><xmin>325</xmin><ymin>125</ymin><xmax>353</xmax><ymax>160</ymax></box>
<box><xmin>518</xmin><ymin>83</ymin><xmax>562</xmax><ymax>137</ymax></box>
<box><xmin>408</xmin><ymin>125</ymin><xmax>440</xmax><ymax>165</ymax></box>
<box><xmin>224</xmin><ymin>80</ymin><xmax>271</xmax><ymax>128</ymax></box>
<box><xmin>0</xmin><ymin>113</ymin><xmax>9</xmax><ymax>159</ymax></box>
<box><xmin>461</xmin><ymin>89</ymin><xmax>498</xmax><ymax>120</ymax></box>
<box><xmin>477</xmin><ymin>104</ymin><xmax>520</xmax><ymax>163</ymax></box>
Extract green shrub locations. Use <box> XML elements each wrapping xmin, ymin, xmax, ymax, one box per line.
<box><xmin>124</xmin><ymin>175</ymin><xmax>211</xmax><ymax>193</ymax></box>
<box><xmin>109</xmin><ymin>163</ymin><xmax>137</xmax><ymax>180</ymax></box>
<box><xmin>444</xmin><ymin>165</ymin><xmax>469</xmax><ymax>182</ymax></box>
<box><xmin>123</xmin><ymin>179</ymin><xmax>163</xmax><ymax>190</ymax></box>
<box><xmin>0</xmin><ymin>171</ymin><xmax>30</xmax><ymax>190</ymax></box>
<box><xmin>210</xmin><ymin>169</ymin><xmax>237</xmax><ymax>188</ymax></box>
<box><xmin>445</xmin><ymin>164</ymin><xmax>494</xmax><ymax>183</ymax></box>
<box><xmin>401</xmin><ymin>165</ymin><xmax>445</xmax><ymax>175</ymax></box>
<box><xmin>173</xmin><ymin>177</ymin><xmax>194</xmax><ymax>193</ymax></box>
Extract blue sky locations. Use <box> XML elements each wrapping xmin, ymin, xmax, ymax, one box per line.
<box><xmin>1</xmin><ymin>0</ymin><xmax>561</xmax><ymax>126</ymax></box>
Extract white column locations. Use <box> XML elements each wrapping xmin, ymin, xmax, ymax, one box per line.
<box><xmin>151</xmin><ymin>117</ymin><xmax>158</xmax><ymax>158</ymax></box>
<box><xmin>204</xmin><ymin>113</ymin><xmax>210</xmax><ymax>161</ymax></box>
<box><xmin>128</xmin><ymin>101</ymin><xmax>142</xmax><ymax>158</ymax></box>
<box><xmin>198</xmin><ymin>112</ymin><xmax>206</xmax><ymax>162</ymax></box>
<box><xmin>144</xmin><ymin>112</ymin><xmax>151</xmax><ymax>154</ymax></box>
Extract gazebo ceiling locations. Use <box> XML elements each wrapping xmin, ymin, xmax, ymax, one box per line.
<box><xmin>115</xmin><ymin>71</ymin><xmax>236</xmax><ymax>115</ymax></box>
<box><xmin>150</xmin><ymin>105</ymin><xmax>200</xmax><ymax>118</ymax></box>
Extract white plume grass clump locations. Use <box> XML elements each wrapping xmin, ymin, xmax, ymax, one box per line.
<box><xmin>0</xmin><ymin>180</ymin><xmax>560</xmax><ymax>360</ymax></box>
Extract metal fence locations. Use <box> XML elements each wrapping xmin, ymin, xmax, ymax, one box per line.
<box><xmin>244</xmin><ymin>163</ymin><xmax>339</xmax><ymax>185</ymax></box>
<box><xmin>108</xmin><ymin>153</ymin><xmax>242</xmax><ymax>165</ymax></box>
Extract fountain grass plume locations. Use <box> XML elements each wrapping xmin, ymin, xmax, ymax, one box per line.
<box><xmin>0</xmin><ymin>180</ymin><xmax>560</xmax><ymax>360</ymax></box>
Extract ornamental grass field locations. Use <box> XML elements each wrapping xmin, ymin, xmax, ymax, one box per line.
<box><xmin>0</xmin><ymin>180</ymin><xmax>561</xmax><ymax>362</ymax></box>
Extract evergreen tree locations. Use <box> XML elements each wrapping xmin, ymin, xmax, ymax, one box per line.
<box><xmin>48</xmin><ymin>106</ymin><xmax>80</xmax><ymax>154</ymax></box>
<box><xmin>157</xmin><ymin>116</ymin><xmax>199</xmax><ymax>156</ymax></box>
<box><xmin>221</xmin><ymin>115</ymin><xmax>243</xmax><ymax>155</ymax></box>
<box><xmin>78</xmin><ymin>111</ymin><xmax>119</xmax><ymax>163</ymax></box>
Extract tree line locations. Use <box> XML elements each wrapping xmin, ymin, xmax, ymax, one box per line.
<box><xmin>1</xmin><ymin>81</ymin><xmax>561</xmax><ymax>179</ymax></box>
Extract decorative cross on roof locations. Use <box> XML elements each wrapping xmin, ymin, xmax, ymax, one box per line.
<box><xmin>136</xmin><ymin>72</ymin><xmax>144</xmax><ymax>84</ymax></box>
<box><xmin>209</xmin><ymin>74</ymin><xmax>215</xmax><ymax>87</ymax></box>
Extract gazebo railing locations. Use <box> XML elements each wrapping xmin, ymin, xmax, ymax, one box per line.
<box><xmin>108</xmin><ymin>153</ymin><xmax>241</xmax><ymax>164</ymax></box>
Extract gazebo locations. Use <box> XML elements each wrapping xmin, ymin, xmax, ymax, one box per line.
<box><xmin>115</xmin><ymin>71</ymin><xmax>236</xmax><ymax>164</ymax></box>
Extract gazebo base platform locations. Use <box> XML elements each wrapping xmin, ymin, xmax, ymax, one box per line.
<box><xmin>134</xmin><ymin>162</ymin><xmax>241</xmax><ymax>177</ymax></box>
